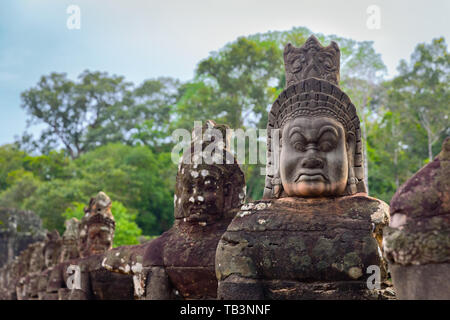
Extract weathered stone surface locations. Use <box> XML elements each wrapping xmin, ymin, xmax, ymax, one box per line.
<box><xmin>43</xmin><ymin>192</ymin><xmax>125</xmax><ymax>300</ymax></box>
<box><xmin>216</xmin><ymin>195</ymin><xmax>389</xmax><ymax>299</ymax></box>
<box><xmin>59</xmin><ymin>218</ymin><xmax>80</xmax><ymax>263</ymax></box>
<box><xmin>0</xmin><ymin>208</ymin><xmax>46</xmax><ymax>268</ymax></box>
<box><xmin>101</xmin><ymin>243</ymin><xmax>148</xmax><ymax>299</ymax></box>
<box><xmin>79</xmin><ymin>192</ymin><xmax>115</xmax><ymax>258</ymax></box>
<box><xmin>217</xmin><ymin>36</ymin><xmax>390</xmax><ymax>300</ymax></box>
<box><xmin>4</xmin><ymin>191</ymin><xmax>126</xmax><ymax>300</ymax></box>
<box><xmin>384</xmin><ymin>137</ymin><xmax>450</xmax><ymax>299</ymax></box>
<box><xmin>389</xmin><ymin>263</ymin><xmax>450</xmax><ymax>300</ymax></box>
<box><xmin>143</xmin><ymin>120</ymin><xmax>246</xmax><ymax>300</ymax></box>
<box><xmin>57</xmin><ymin>254</ymin><xmax>134</xmax><ymax>300</ymax></box>
<box><xmin>264</xmin><ymin>36</ymin><xmax>365</xmax><ymax>200</ymax></box>
<box><xmin>284</xmin><ymin>35</ymin><xmax>340</xmax><ymax>87</ymax></box>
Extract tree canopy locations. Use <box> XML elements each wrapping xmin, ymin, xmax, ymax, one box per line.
<box><xmin>1</xmin><ymin>27</ymin><xmax>447</xmax><ymax>242</ymax></box>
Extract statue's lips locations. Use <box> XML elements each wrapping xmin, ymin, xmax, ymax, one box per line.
<box><xmin>295</xmin><ymin>172</ymin><xmax>328</xmax><ymax>182</ymax></box>
<box><xmin>186</xmin><ymin>207</ymin><xmax>208</xmax><ymax>221</ymax></box>
<box><xmin>90</xmin><ymin>246</ymin><xmax>106</xmax><ymax>254</ymax></box>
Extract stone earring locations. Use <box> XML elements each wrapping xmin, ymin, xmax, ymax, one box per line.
<box><xmin>271</xmin><ymin>176</ymin><xmax>282</xmax><ymax>198</ymax></box>
<box><xmin>346</xmin><ymin>167</ymin><xmax>358</xmax><ymax>195</ymax></box>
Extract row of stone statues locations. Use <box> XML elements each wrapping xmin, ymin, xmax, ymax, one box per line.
<box><xmin>0</xmin><ymin>36</ymin><xmax>448</xmax><ymax>300</ymax></box>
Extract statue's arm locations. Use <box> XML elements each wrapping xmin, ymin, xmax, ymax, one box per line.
<box><xmin>144</xmin><ymin>266</ymin><xmax>173</xmax><ymax>300</ymax></box>
<box><xmin>215</xmin><ymin>234</ymin><xmax>263</xmax><ymax>299</ymax></box>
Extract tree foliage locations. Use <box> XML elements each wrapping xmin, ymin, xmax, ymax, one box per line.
<box><xmin>0</xmin><ymin>28</ymin><xmax>447</xmax><ymax>244</ymax></box>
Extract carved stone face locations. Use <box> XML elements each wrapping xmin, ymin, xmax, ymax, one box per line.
<box><xmin>44</xmin><ymin>246</ymin><xmax>56</xmax><ymax>268</ymax></box>
<box><xmin>179</xmin><ymin>165</ymin><xmax>228</xmax><ymax>223</ymax></box>
<box><xmin>86</xmin><ymin>223</ymin><xmax>113</xmax><ymax>255</ymax></box>
<box><xmin>29</xmin><ymin>244</ymin><xmax>44</xmax><ymax>273</ymax></box>
<box><xmin>280</xmin><ymin>117</ymin><xmax>353</xmax><ymax>197</ymax></box>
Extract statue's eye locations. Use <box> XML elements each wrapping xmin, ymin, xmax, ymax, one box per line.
<box><xmin>319</xmin><ymin>141</ymin><xmax>333</xmax><ymax>152</ymax></box>
<box><xmin>290</xmin><ymin>133</ymin><xmax>307</xmax><ymax>152</ymax></box>
<box><xmin>318</xmin><ymin>133</ymin><xmax>337</xmax><ymax>152</ymax></box>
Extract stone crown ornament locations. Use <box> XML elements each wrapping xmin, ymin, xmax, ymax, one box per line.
<box><xmin>84</xmin><ymin>192</ymin><xmax>115</xmax><ymax>229</ymax></box>
<box><xmin>284</xmin><ymin>35</ymin><xmax>340</xmax><ymax>87</ymax></box>
<box><xmin>264</xmin><ymin>35</ymin><xmax>365</xmax><ymax>198</ymax></box>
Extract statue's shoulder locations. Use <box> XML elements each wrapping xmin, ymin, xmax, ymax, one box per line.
<box><xmin>340</xmin><ymin>193</ymin><xmax>390</xmax><ymax>225</ymax></box>
<box><xmin>143</xmin><ymin>229</ymin><xmax>172</xmax><ymax>267</ymax></box>
<box><xmin>225</xmin><ymin>195</ymin><xmax>390</xmax><ymax>233</ymax></box>
<box><xmin>225</xmin><ymin>199</ymin><xmax>279</xmax><ymax>233</ymax></box>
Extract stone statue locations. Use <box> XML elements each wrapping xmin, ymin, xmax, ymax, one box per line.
<box><xmin>21</xmin><ymin>241</ymin><xmax>46</xmax><ymax>300</ymax></box>
<box><xmin>43</xmin><ymin>192</ymin><xmax>119</xmax><ymax>300</ymax></box>
<box><xmin>45</xmin><ymin>220</ymin><xmax>81</xmax><ymax>300</ymax></box>
<box><xmin>36</xmin><ymin>230</ymin><xmax>62</xmax><ymax>300</ymax></box>
<box><xmin>11</xmin><ymin>246</ymin><xmax>35</xmax><ymax>300</ymax></box>
<box><xmin>216</xmin><ymin>36</ymin><xmax>390</xmax><ymax>299</ymax></box>
<box><xmin>79</xmin><ymin>192</ymin><xmax>115</xmax><ymax>258</ymax></box>
<box><xmin>100</xmin><ymin>244</ymin><xmax>148</xmax><ymax>299</ymax></box>
<box><xmin>46</xmin><ymin>219</ymin><xmax>81</xmax><ymax>300</ymax></box>
<box><xmin>143</xmin><ymin>120</ymin><xmax>246</xmax><ymax>299</ymax></box>
<box><xmin>383</xmin><ymin>137</ymin><xmax>450</xmax><ymax>299</ymax></box>
<box><xmin>59</xmin><ymin>218</ymin><xmax>80</xmax><ymax>263</ymax></box>
<box><xmin>67</xmin><ymin>192</ymin><xmax>137</xmax><ymax>300</ymax></box>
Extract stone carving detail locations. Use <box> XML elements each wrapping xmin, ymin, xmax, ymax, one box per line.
<box><xmin>143</xmin><ymin>120</ymin><xmax>246</xmax><ymax>299</ymax></box>
<box><xmin>0</xmin><ymin>208</ymin><xmax>46</xmax><ymax>268</ymax></box>
<box><xmin>265</xmin><ymin>36</ymin><xmax>364</xmax><ymax>199</ymax></box>
<box><xmin>383</xmin><ymin>137</ymin><xmax>450</xmax><ymax>299</ymax></box>
<box><xmin>284</xmin><ymin>35</ymin><xmax>340</xmax><ymax>87</ymax></box>
<box><xmin>216</xmin><ymin>36</ymin><xmax>390</xmax><ymax>300</ymax></box>
<box><xmin>59</xmin><ymin>218</ymin><xmax>80</xmax><ymax>263</ymax></box>
<box><xmin>79</xmin><ymin>192</ymin><xmax>115</xmax><ymax>258</ymax></box>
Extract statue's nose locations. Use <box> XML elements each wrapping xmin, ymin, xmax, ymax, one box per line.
<box><xmin>301</xmin><ymin>157</ymin><xmax>324</xmax><ymax>169</ymax></box>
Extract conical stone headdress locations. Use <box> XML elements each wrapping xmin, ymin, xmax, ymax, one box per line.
<box><xmin>263</xmin><ymin>35</ymin><xmax>366</xmax><ymax>198</ymax></box>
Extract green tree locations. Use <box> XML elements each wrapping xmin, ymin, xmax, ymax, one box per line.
<box><xmin>186</xmin><ymin>37</ymin><xmax>282</xmax><ymax>129</ymax></box>
<box><xmin>389</xmin><ymin>37</ymin><xmax>450</xmax><ymax>161</ymax></box>
<box><xmin>175</xmin><ymin>27</ymin><xmax>389</xmax><ymax>199</ymax></box>
<box><xmin>20</xmin><ymin>71</ymin><xmax>180</xmax><ymax>159</ymax></box>
<box><xmin>339</xmin><ymin>41</ymin><xmax>387</xmax><ymax>192</ymax></box>
<box><xmin>131</xmin><ymin>77</ymin><xmax>180</xmax><ymax>153</ymax></box>
<box><xmin>0</xmin><ymin>144</ymin><xmax>27</xmax><ymax>191</ymax></box>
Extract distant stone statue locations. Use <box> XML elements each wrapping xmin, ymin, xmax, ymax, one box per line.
<box><xmin>143</xmin><ymin>121</ymin><xmax>246</xmax><ymax>299</ymax></box>
<box><xmin>65</xmin><ymin>191</ymin><xmax>127</xmax><ymax>300</ymax></box>
<box><xmin>37</xmin><ymin>230</ymin><xmax>62</xmax><ymax>300</ymax></box>
<box><xmin>216</xmin><ymin>36</ymin><xmax>390</xmax><ymax>299</ymax></box>
<box><xmin>78</xmin><ymin>192</ymin><xmax>115</xmax><ymax>258</ymax></box>
<box><xmin>16</xmin><ymin>239</ymin><xmax>46</xmax><ymax>300</ymax></box>
<box><xmin>384</xmin><ymin>137</ymin><xmax>450</xmax><ymax>299</ymax></box>
<box><xmin>11</xmin><ymin>244</ymin><xmax>39</xmax><ymax>300</ymax></box>
<box><xmin>59</xmin><ymin>218</ymin><xmax>80</xmax><ymax>263</ymax></box>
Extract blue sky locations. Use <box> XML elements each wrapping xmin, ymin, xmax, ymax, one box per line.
<box><xmin>0</xmin><ymin>0</ymin><xmax>449</xmax><ymax>145</ymax></box>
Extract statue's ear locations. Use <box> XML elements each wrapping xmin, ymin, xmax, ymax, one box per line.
<box><xmin>346</xmin><ymin>131</ymin><xmax>356</xmax><ymax>155</ymax></box>
<box><xmin>345</xmin><ymin>132</ymin><xmax>357</xmax><ymax>195</ymax></box>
